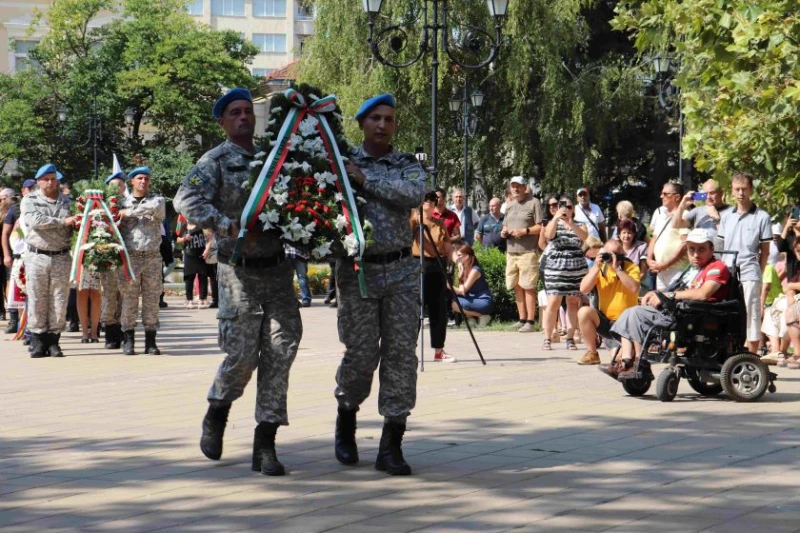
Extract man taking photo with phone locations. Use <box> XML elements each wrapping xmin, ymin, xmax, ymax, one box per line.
<box><xmin>673</xmin><ymin>179</ymin><xmax>732</xmax><ymax>249</ymax></box>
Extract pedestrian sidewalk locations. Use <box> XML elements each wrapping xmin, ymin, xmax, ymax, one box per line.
<box><xmin>2</xmin><ymin>298</ymin><xmax>800</xmax><ymax>532</ymax></box>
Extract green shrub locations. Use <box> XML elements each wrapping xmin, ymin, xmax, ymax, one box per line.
<box><xmin>473</xmin><ymin>244</ymin><xmax>517</xmax><ymax>321</ymax></box>
<box><xmin>292</xmin><ymin>262</ymin><xmax>331</xmax><ymax>296</ymax></box>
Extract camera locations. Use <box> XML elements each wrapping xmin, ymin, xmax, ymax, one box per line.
<box><xmin>599</xmin><ymin>252</ymin><xmax>613</xmax><ymax>263</ymax></box>
<box><xmin>691</xmin><ymin>192</ymin><xmax>708</xmax><ymax>201</ymax></box>
<box><xmin>558</xmin><ymin>200</ymin><xmax>568</xmax><ymax>208</ymax></box>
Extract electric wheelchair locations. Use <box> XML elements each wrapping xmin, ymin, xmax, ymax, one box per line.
<box><xmin>613</xmin><ymin>252</ymin><xmax>778</xmax><ymax>402</ymax></box>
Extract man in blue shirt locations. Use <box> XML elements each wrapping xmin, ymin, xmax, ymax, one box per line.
<box><xmin>475</xmin><ymin>197</ymin><xmax>505</xmax><ymax>252</ymax></box>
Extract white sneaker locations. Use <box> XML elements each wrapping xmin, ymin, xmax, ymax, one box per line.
<box><xmin>518</xmin><ymin>322</ymin><xmax>534</xmax><ymax>333</ymax></box>
<box><xmin>477</xmin><ymin>315</ymin><xmax>492</xmax><ymax>327</ymax></box>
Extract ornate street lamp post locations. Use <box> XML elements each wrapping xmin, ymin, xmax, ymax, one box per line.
<box><xmin>650</xmin><ymin>53</ymin><xmax>689</xmax><ymax>190</ymax></box>
<box><xmin>58</xmin><ymin>89</ymin><xmax>103</xmax><ymax>181</ymax></box>
<box><xmin>362</xmin><ymin>0</ymin><xmax>509</xmax><ymax>187</ymax></box>
<box><xmin>449</xmin><ymin>80</ymin><xmax>483</xmax><ymax>208</ymax></box>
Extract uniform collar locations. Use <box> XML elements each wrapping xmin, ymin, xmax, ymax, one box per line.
<box><xmin>352</xmin><ymin>144</ymin><xmax>400</xmax><ymax>163</ymax></box>
<box><xmin>225</xmin><ymin>139</ymin><xmax>254</xmax><ymax>158</ymax></box>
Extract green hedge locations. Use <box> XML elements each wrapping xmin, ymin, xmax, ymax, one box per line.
<box><xmin>473</xmin><ymin>244</ymin><xmax>518</xmax><ymax>321</ymax></box>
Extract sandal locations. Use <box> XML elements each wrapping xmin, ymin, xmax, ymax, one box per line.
<box><xmin>542</xmin><ymin>339</ymin><xmax>552</xmax><ymax>351</ymax></box>
<box><xmin>788</xmin><ymin>356</ymin><xmax>800</xmax><ymax>370</ymax></box>
<box><xmin>566</xmin><ymin>338</ymin><xmax>577</xmax><ymax>350</ymax></box>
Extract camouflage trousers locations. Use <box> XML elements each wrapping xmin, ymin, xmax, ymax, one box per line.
<box><xmin>334</xmin><ymin>255</ymin><xmax>420</xmax><ymax>424</ymax></box>
<box><xmin>118</xmin><ymin>251</ymin><xmax>162</xmax><ymax>331</ymax></box>
<box><xmin>208</xmin><ymin>260</ymin><xmax>302</xmax><ymax>425</ymax></box>
<box><xmin>24</xmin><ymin>252</ymin><xmax>71</xmax><ymax>334</ymax></box>
<box><xmin>100</xmin><ymin>270</ymin><xmax>122</xmax><ymax>325</ymax></box>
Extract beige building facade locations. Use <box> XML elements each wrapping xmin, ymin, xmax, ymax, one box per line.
<box><xmin>0</xmin><ymin>0</ymin><xmax>313</xmax><ymax>76</ymax></box>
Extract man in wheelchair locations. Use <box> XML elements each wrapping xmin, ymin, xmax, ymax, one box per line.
<box><xmin>600</xmin><ymin>229</ymin><xmax>731</xmax><ymax>380</ymax></box>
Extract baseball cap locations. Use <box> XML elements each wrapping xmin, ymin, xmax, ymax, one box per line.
<box><xmin>576</xmin><ymin>187</ymin><xmax>589</xmax><ymax>196</ymax></box>
<box><xmin>510</xmin><ymin>176</ymin><xmax>526</xmax><ymax>186</ymax></box>
<box><xmin>686</xmin><ymin>228</ymin><xmax>714</xmax><ymax>244</ymax></box>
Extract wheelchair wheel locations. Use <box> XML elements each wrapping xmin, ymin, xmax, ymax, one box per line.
<box><xmin>655</xmin><ymin>368</ymin><xmax>679</xmax><ymax>402</ymax></box>
<box><xmin>622</xmin><ymin>377</ymin><xmax>652</xmax><ymax>397</ymax></box>
<box><xmin>687</xmin><ymin>378</ymin><xmax>723</xmax><ymax>396</ymax></box>
<box><xmin>720</xmin><ymin>352</ymin><xmax>769</xmax><ymax>402</ymax></box>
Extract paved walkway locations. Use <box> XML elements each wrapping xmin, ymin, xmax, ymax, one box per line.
<box><xmin>2</xmin><ymin>298</ymin><xmax>800</xmax><ymax>532</ymax></box>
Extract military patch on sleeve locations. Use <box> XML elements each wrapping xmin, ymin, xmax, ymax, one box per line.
<box><xmin>405</xmin><ymin>172</ymin><xmax>419</xmax><ymax>180</ymax></box>
<box><xmin>188</xmin><ymin>174</ymin><xmax>202</xmax><ymax>186</ymax></box>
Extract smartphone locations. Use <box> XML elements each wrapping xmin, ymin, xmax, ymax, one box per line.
<box><xmin>691</xmin><ymin>192</ymin><xmax>708</xmax><ymax>201</ymax></box>
<box><xmin>558</xmin><ymin>200</ymin><xmax>568</xmax><ymax>208</ymax></box>
<box><xmin>791</xmin><ymin>206</ymin><xmax>800</xmax><ymax>220</ymax></box>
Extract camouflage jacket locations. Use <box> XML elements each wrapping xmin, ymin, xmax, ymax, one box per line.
<box><xmin>351</xmin><ymin>144</ymin><xmax>427</xmax><ymax>255</ymax></box>
<box><xmin>173</xmin><ymin>140</ymin><xmax>283</xmax><ymax>259</ymax></box>
<box><xmin>21</xmin><ymin>192</ymin><xmax>73</xmax><ymax>251</ymax></box>
<box><xmin>119</xmin><ymin>194</ymin><xmax>166</xmax><ymax>253</ymax></box>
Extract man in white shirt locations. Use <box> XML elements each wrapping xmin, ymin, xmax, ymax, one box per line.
<box><xmin>648</xmin><ymin>182</ymin><xmax>689</xmax><ymax>290</ymax></box>
<box><xmin>449</xmin><ymin>188</ymin><xmax>479</xmax><ymax>246</ymax></box>
<box><xmin>574</xmin><ymin>188</ymin><xmax>606</xmax><ymax>241</ymax></box>
<box><xmin>718</xmin><ymin>172</ymin><xmax>772</xmax><ymax>353</ymax></box>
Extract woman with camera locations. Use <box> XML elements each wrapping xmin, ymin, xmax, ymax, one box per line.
<box><xmin>176</xmin><ymin>216</ymin><xmax>209</xmax><ymax>309</ymax></box>
<box><xmin>541</xmin><ymin>196</ymin><xmax>588</xmax><ymax>351</ymax></box>
<box><xmin>411</xmin><ymin>191</ymin><xmax>457</xmax><ymax>362</ymax></box>
<box><xmin>451</xmin><ymin>245</ymin><xmax>494</xmax><ymax>328</ymax></box>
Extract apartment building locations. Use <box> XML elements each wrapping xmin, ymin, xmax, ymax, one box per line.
<box><xmin>0</xmin><ymin>0</ymin><xmax>314</xmax><ymax>76</ymax></box>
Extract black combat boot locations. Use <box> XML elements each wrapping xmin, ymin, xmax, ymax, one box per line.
<box><xmin>252</xmin><ymin>422</ymin><xmax>285</xmax><ymax>476</ymax></box>
<box><xmin>48</xmin><ymin>333</ymin><xmax>65</xmax><ymax>357</ymax></box>
<box><xmin>29</xmin><ymin>333</ymin><xmax>48</xmax><ymax>358</ymax></box>
<box><xmin>334</xmin><ymin>407</ymin><xmax>359</xmax><ymax>465</ymax></box>
<box><xmin>4</xmin><ymin>311</ymin><xmax>18</xmax><ymax>334</ymax></box>
<box><xmin>122</xmin><ymin>330</ymin><xmax>136</xmax><ymax>356</ymax></box>
<box><xmin>375</xmin><ymin>421</ymin><xmax>412</xmax><ymax>476</ymax></box>
<box><xmin>200</xmin><ymin>402</ymin><xmax>231</xmax><ymax>460</ymax></box>
<box><xmin>144</xmin><ymin>331</ymin><xmax>161</xmax><ymax>355</ymax></box>
<box><xmin>105</xmin><ymin>323</ymin><xmax>122</xmax><ymax>350</ymax></box>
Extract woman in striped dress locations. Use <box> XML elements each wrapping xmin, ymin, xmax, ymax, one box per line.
<box><xmin>541</xmin><ymin>195</ymin><xmax>588</xmax><ymax>351</ymax></box>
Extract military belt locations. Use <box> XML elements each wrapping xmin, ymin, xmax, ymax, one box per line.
<box><xmin>28</xmin><ymin>246</ymin><xmax>70</xmax><ymax>256</ymax></box>
<box><xmin>218</xmin><ymin>252</ymin><xmax>285</xmax><ymax>268</ymax></box>
<box><xmin>362</xmin><ymin>247</ymin><xmax>412</xmax><ymax>264</ymax></box>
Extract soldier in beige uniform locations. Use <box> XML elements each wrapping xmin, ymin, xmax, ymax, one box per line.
<box><xmin>117</xmin><ymin>167</ymin><xmax>166</xmax><ymax>356</ymax></box>
<box><xmin>22</xmin><ymin>163</ymin><xmax>77</xmax><ymax>358</ymax></box>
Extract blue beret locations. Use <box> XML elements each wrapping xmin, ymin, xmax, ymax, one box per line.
<box><xmin>22</xmin><ymin>179</ymin><xmax>36</xmax><ymax>189</ymax></box>
<box><xmin>56</xmin><ymin>171</ymin><xmax>64</xmax><ymax>181</ymax></box>
<box><xmin>35</xmin><ymin>163</ymin><xmax>57</xmax><ymax>180</ymax></box>
<box><xmin>105</xmin><ymin>170</ymin><xmax>125</xmax><ymax>184</ymax></box>
<box><xmin>127</xmin><ymin>167</ymin><xmax>151</xmax><ymax>179</ymax></box>
<box><xmin>212</xmin><ymin>87</ymin><xmax>253</xmax><ymax>119</ymax></box>
<box><xmin>355</xmin><ymin>93</ymin><xmax>395</xmax><ymax>121</ymax></box>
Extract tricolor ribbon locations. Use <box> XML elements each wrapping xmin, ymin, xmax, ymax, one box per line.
<box><xmin>12</xmin><ymin>309</ymin><xmax>26</xmax><ymax>341</ymax></box>
<box><xmin>70</xmin><ymin>190</ymin><xmax>135</xmax><ymax>286</ymax></box>
<box><xmin>232</xmin><ymin>88</ymin><xmax>368</xmax><ymax>296</ymax></box>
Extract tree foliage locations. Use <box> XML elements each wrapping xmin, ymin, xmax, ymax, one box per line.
<box><xmin>613</xmin><ymin>0</ymin><xmax>800</xmax><ymax>211</ymax></box>
<box><xmin>297</xmin><ymin>0</ymin><xmax>651</xmax><ymax>204</ymax></box>
<box><xmin>0</xmin><ymin>0</ymin><xmax>258</xmax><ymax>192</ymax></box>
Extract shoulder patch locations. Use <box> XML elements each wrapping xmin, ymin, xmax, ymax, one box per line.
<box><xmin>188</xmin><ymin>174</ymin><xmax>202</xmax><ymax>187</ymax></box>
<box><xmin>707</xmin><ymin>268</ymin><xmax>721</xmax><ymax>276</ymax></box>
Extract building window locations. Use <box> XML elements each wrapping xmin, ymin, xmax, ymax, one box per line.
<box><xmin>186</xmin><ymin>0</ymin><xmax>204</xmax><ymax>15</ymax></box>
<box><xmin>296</xmin><ymin>3</ymin><xmax>314</xmax><ymax>20</ymax></box>
<box><xmin>252</xmin><ymin>33</ymin><xmax>287</xmax><ymax>53</ymax></box>
<box><xmin>253</xmin><ymin>68</ymin><xmax>276</xmax><ymax>77</ymax></box>
<box><xmin>253</xmin><ymin>0</ymin><xmax>286</xmax><ymax>17</ymax></box>
<box><xmin>13</xmin><ymin>40</ymin><xmax>40</xmax><ymax>72</ymax></box>
<box><xmin>211</xmin><ymin>0</ymin><xmax>244</xmax><ymax>16</ymax></box>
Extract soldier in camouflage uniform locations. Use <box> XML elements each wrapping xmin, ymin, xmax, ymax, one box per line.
<box><xmin>117</xmin><ymin>167</ymin><xmax>166</xmax><ymax>356</ymax></box>
<box><xmin>22</xmin><ymin>164</ymin><xmax>77</xmax><ymax>358</ymax></box>
<box><xmin>100</xmin><ymin>170</ymin><xmax>126</xmax><ymax>349</ymax></box>
<box><xmin>333</xmin><ymin>94</ymin><xmax>426</xmax><ymax>476</ymax></box>
<box><xmin>174</xmin><ymin>87</ymin><xmax>302</xmax><ymax>477</ymax></box>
